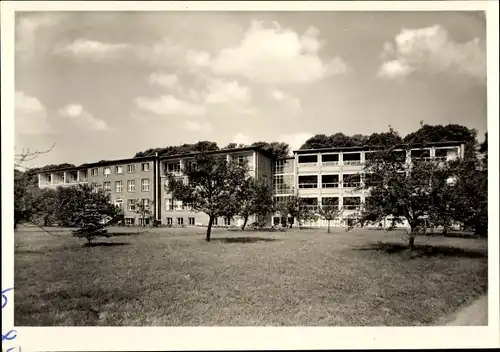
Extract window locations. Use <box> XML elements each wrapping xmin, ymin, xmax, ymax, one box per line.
<box><xmin>298</xmin><ymin>155</ymin><xmax>318</xmax><ymax>164</ymax></box>
<box><xmin>165</xmin><ymin>198</ymin><xmax>174</xmax><ymax>211</ymax></box>
<box><xmin>321</xmin><ymin>154</ymin><xmax>339</xmax><ymax>165</ymax></box>
<box><xmin>237</xmin><ymin>156</ymin><xmax>245</xmax><ymax>164</ymax></box>
<box><xmin>91</xmin><ymin>168</ymin><xmax>99</xmax><ymax>176</ymax></box>
<box><xmin>127</xmin><ymin>164</ymin><xmax>136</xmax><ymax>173</ymax></box>
<box><xmin>115</xmin><ymin>165</ymin><xmax>123</xmax><ymax>174</ymax></box>
<box><xmin>167</xmin><ymin>162</ymin><xmax>181</xmax><ymax>174</ymax></box>
<box><xmin>188</xmin><ymin>217</ymin><xmax>195</xmax><ymax>226</ymax></box>
<box><xmin>114</xmin><ymin>199</ymin><xmax>123</xmax><ymax>210</ymax></box>
<box><xmin>91</xmin><ymin>183</ymin><xmax>99</xmax><ymax>192</ymax></box>
<box><xmin>213</xmin><ymin>217</ymin><xmax>218</xmax><ymax>226</ymax></box>
<box><xmin>141</xmin><ymin>198</ymin><xmax>150</xmax><ymax>208</ymax></box>
<box><xmin>104</xmin><ymin>167</ymin><xmax>111</xmax><ymax>176</ymax></box>
<box><xmin>115</xmin><ymin>181</ymin><xmax>123</xmax><ymax>193</ymax></box>
<box><xmin>127</xmin><ymin>180</ymin><xmax>135</xmax><ymax>192</ymax></box>
<box><xmin>298</xmin><ymin>175</ymin><xmax>318</xmax><ymax>188</ymax></box>
<box><xmin>125</xmin><ymin>218</ymin><xmax>135</xmax><ymax>226</ymax></box>
<box><xmin>177</xmin><ymin>217</ymin><xmax>184</xmax><ymax>226</ymax></box>
<box><xmin>322</xmin><ymin>174</ymin><xmax>339</xmax><ymax>188</ymax></box>
<box><xmin>103</xmin><ymin>181</ymin><xmax>111</xmax><ymax>192</ymax></box>
<box><xmin>343</xmin><ymin>153</ymin><xmax>361</xmax><ymax>165</ymax></box>
<box><xmin>343</xmin><ymin>174</ymin><xmax>361</xmax><ymax>188</ymax></box>
<box><xmin>141</xmin><ymin>162</ymin><xmax>150</xmax><ymax>172</ymax></box>
<box><xmin>175</xmin><ymin>200</ymin><xmax>183</xmax><ymax>211</ymax></box>
<box><xmin>224</xmin><ymin>217</ymin><xmax>231</xmax><ymax>226</ymax></box>
<box><xmin>166</xmin><ymin>217</ymin><xmax>173</xmax><ymax>226</ymax></box>
<box><xmin>139</xmin><ymin>218</ymin><xmax>150</xmax><ymax>226</ymax></box>
<box><xmin>128</xmin><ymin>199</ymin><xmax>136</xmax><ymax>211</ymax></box>
<box><xmin>343</xmin><ymin>197</ymin><xmax>361</xmax><ymax>210</ymax></box>
<box><xmin>141</xmin><ymin>179</ymin><xmax>150</xmax><ymax>191</ymax></box>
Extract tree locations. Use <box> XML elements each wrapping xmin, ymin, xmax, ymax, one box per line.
<box><xmin>166</xmin><ymin>153</ymin><xmax>249</xmax><ymax>242</ymax></box>
<box><xmin>251</xmin><ymin>141</ymin><xmax>291</xmax><ymax>159</ymax></box>
<box><xmin>236</xmin><ymin>177</ymin><xmax>274</xmax><ymax>230</ymax></box>
<box><xmin>278</xmin><ymin>193</ymin><xmax>318</xmax><ymax>229</ymax></box>
<box><xmin>445</xmin><ymin>157</ymin><xmax>487</xmax><ymax>235</ymax></box>
<box><xmin>71</xmin><ymin>184</ymin><xmax>118</xmax><ymax>245</ymax></box>
<box><xmin>355</xmin><ymin>148</ymin><xmax>453</xmax><ymax>248</ymax></box>
<box><xmin>135</xmin><ymin>199</ymin><xmax>152</xmax><ymax>227</ymax></box>
<box><xmin>14</xmin><ymin>144</ymin><xmax>55</xmax><ymax>228</ymax></box>
<box><xmin>318</xmin><ymin>199</ymin><xmax>342</xmax><ymax>233</ymax></box>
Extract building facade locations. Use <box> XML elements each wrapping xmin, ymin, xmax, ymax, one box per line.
<box><xmin>38</xmin><ymin>147</ymin><xmax>274</xmax><ymax>227</ymax></box>
<box><xmin>37</xmin><ymin>141</ymin><xmax>465</xmax><ymax>228</ymax></box>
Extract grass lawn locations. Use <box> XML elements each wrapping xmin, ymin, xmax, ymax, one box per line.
<box><xmin>14</xmin><ymin>225</ymin><xmax>488</xmax><ymax>326</ymax></box>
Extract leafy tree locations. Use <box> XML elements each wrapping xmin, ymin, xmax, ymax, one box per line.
<box><xmin>278</xmin><ymin>193</ymin><xmax>318</xmax><ymax>229</ymax></box>
<box><xmin>318</xmin><ymin>199</ymin><xmax>342</xmax><ymax>233</ymax></box>
<box><xmin>166</xmin><ymin>153</ymin><xmax>249</xmax><ymax>241</ymax></box>
<box><xmin>135</xmin><ymin>199</ymin><xmax>152</xmax><ymax>227</ymax></box>
<box><xmin>355</xmin><ymin>148</ymin><xmax>454</xmax><ymax>248</ymax></box>
<box><xmin>445</xmin><ymin>157</ymin><xmax>487</xmax><ymax>235</ymax></box>
<box><xmin>366</xmin><ymin>129</ymin><xmax>404</xmax><ymax>147</ymax></box>
<box><xmin>71</xmin><ymin>184</ymin><xmax>118</xmax><ymax>245</ymax></box>
<box><xmin>251</xmin><ymin>141</ymin><xmax>291</xmax><ymax>159</ymax></box>
<box><xmin>134</xmin><ymin>141</ymin><xmax>219</xmax><ymax>158</ymax></box>
<box><xmin>236</xmin><ymin>177</ymin><xmax>274</xmax><ymax>230</ymax></box>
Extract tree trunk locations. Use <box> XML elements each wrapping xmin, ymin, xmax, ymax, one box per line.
<box><xmin>442</xmin><ymin>225</ymin><xmax>448</xmax><ymax>236</ymax></box>
<box><xmin>408</xmin><ymin>223</ymin><xmax>416</xmax><ymax>249</ymax></box>
<box><xmin>327</xmin><ymin>220</ymin><xmax>331</xmax><ymax>233</ymax></box>
<box><xmin>241</xmin><ymin>215</ymin><xmax>248</xmax><ymax>231</ymax></box>
<box><xmin>206</xmin><ymin>216</ymin><xmax>213</xmax><ymax>242</ymax></box>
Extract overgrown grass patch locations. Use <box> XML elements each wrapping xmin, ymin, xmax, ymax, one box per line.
<box><xmin>14</xmin><ymin>226</ymin><xmax>487</xmax><ymax>326</ymax></box>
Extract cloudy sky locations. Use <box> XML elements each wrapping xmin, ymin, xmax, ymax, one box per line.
<box><xmin>15</xmin><ymin>11</ymin><xmax>487</xmax><ymax>167</ymax></box>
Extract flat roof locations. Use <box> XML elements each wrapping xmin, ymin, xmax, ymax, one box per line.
<box><xmin>38</xmin><ymin>146</ymin><xmax>275</xmax><ymax>174</ymax></box>
<box><xmin>294</xmin><ymin>140</ymin><xmax>465</xmax><ymax>154</ymax></box>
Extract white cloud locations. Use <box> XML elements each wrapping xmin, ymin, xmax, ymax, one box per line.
<box><xmin>56</xmin><ymin>39</ymin><xmax>131</xmax><ymax>60</ymax></box>
<box><xmin>204</xmin><ymin>79</ymin><xmax>251</xmax><ymax>104</ymax></box>
<box><xmin>378</xmin><ymin>60</ymin><xmax>414</xmax><ymax>78</ymax></box>
<box><xmin>16</xmin><ymin>14</ymin><xmax>59</xmax><ymax>58</ymax></box>
<box><xmin>191</xmin><ymin>21</ymin><xmax>350</xmax><ymax>84</ymax></box>
<box><xmin>59</xmin><ymin>103</ymin><xmax>109</xmax><ymax>131</ymax></box>
<box><xmin>270</xmin><ymin>89</ymin><xmax>303</xmax><ymax>115</ymax></box>
<box><xmin>15</xmin><ymin>91</ymin><xmax>52</xmax><ymax>135</ymax></box>
<box><xmin>278</xmin><ymin>132</ymin><xmax>314</xmax><ymax>151</ymax></box>
<box><xmin>232</xmin><ymin>132</ymin><xmax>251</xmax><ymax>146</ymax></box>
<box><xmin>378</xmin><ymin>24</ymin><xmax>486</xmax><ymax>82</ymax></box>
<box><xmin>183</xmin><ymin>120</ymin><xmax>212</xmax><ymax>132</ymax></box>
<box><xmin>149</xmin><ymin>72</ymin><xmax>179</xmax><ymax>87</ymax></box>
<box><xmin>135</xmin><ymin>95</ymin><xmax>206</xmax><ymax>116</ymax></box>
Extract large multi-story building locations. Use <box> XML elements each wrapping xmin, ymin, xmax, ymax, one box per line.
<box><xmin>37</xmin><ymin>141</ymin><xmax>465</xmax><ymax>228</ymax></box>
<box><xmin>38</xmin><ymin>146</ymin><xmax>274</xmax><ymax>227</ymax></box>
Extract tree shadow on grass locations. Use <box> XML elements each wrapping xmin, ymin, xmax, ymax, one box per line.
<box><xmin>211</xmin><ymin>237</ymin><xmax>279</xmax><ymax>243</ymax></box>
<box><xmin>83</xmin><ymin>242</ymin><xmax>130</xmax><ymax>247</ymax></box>
<box><xmin>108</xmin><ymin>232</ymin><xmax>146</xmax><ymax>237</ymax></box>
<box><xmin>353</xmin><ymin>242</ymin><xmax>487</xmax><ymax>259</ymax></box>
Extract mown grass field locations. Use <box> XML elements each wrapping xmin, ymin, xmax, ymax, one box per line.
<box><xmin>14</xmin><ymin>225</ymin><xmax>488</xmax><ymax>326</ymax></box>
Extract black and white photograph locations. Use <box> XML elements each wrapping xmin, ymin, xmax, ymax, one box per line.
<box><xmin>2</xmin><ymin>1</ymin><xmax>499</xmax><ymax>351</ymax></box>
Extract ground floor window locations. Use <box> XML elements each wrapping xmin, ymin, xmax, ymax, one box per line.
<box><xmin>188</xmin><ymin>217</ymin><xmax>195</xmax><ymax>226</ymax></box>
<box><xmin>177</xmin><ymin>217</ymin><xmax>184</xmax><ymax>226</ymax></box>
<box><xmin>125</xmin><ymin>218</ymin><xmax>135</xmax><ymax>226</ymax></box>
<box><xmin>224</xmin><ymin>217</ymin><xmax>231</xmax><ymax>226</ymax></box>
<box><xmin>213</xmin><ymin>217</ymin><xmax>218</xmax><ymax>226</ymax></box>
<box><xmin>166</xmin><ymin>217</ymin><xmax>173</xmax><ymax>226</ymax></box>
<box><xmin>138</xmin><ymin>218</ymin><xmax>150</xmax><ymax>226</ymax></box>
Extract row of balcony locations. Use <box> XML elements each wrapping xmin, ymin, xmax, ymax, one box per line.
<box><xmin>297</xmin><ymin>156</ymin><xmax>449</xmax><ymax>168</ymax></box>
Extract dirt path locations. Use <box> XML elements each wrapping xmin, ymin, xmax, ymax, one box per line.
<box><xmin>439</xmin><ymin>295</ymin><xmax>488</xmax><ymax>326</ymax></box>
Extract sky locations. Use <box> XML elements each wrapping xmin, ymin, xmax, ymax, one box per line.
<box><xmin>14</xmin><ymin>11</ymin><xmax>487</xmax><ymax>167</ymax></box>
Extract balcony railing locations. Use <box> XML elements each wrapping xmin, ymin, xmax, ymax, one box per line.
<box><xmin>322</xmin><ymin>182</ymin><xmax>339</xmax><ymax>188</ymax></box>
<box><xmin>343</xmin><ymin>204</ymin><xmax>360</xmax><ymax>210</ymax></box>
<box><xmin>343</xmin><ymin>160</ymin><xmax>362</xmax><ymax>166</ymax></box>
<box><xmin>343</xmin><ymin>182</ymin><xmax>361</xmax><ymax>188</ymax></box>
<box><xmin>298</xmin><ymin>162</ymin><xmax>319</xmax><ymax>167</ymax></box>
<box><xmin>321</xmin><ymin>161</ymin><xmax>340</xmax><ymax>166</ymax></box>
<box><xmin>298</xmin><ymin>183</ymin><xmax>318</xmax><ymax>189</ymax></box>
